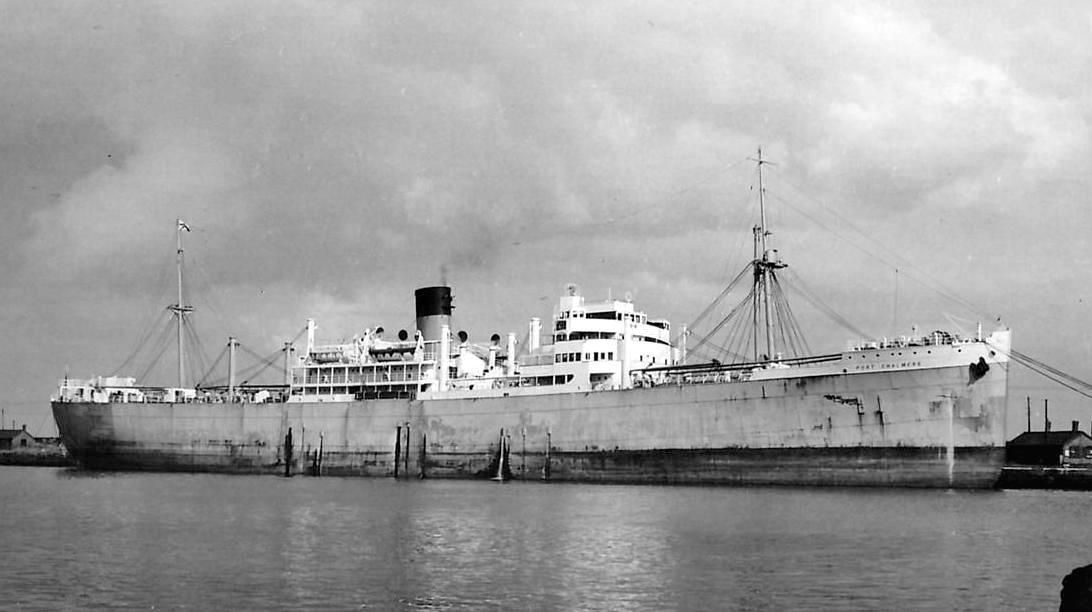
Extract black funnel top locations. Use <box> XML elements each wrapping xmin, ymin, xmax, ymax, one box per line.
<box><xmin>415</xmin><ymin>286</ymin><xmax>453</xmax><ymax>318</ymax></box>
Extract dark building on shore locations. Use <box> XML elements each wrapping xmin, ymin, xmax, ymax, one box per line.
<box><xmin>1007</xmin><ymin>423</ymin><xmax>1092</xmax><ymax>467</ymax></box>
<box><xmin>0</xmin><ymin>425</ymin><xmax>36</xmax><ymax>451</ymax></box>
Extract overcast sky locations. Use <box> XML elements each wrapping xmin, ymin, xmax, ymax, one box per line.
<box><xmin>3</xmin><ymin>2</ymin><xmax>1091</xmax><ymax>436</ymax></box>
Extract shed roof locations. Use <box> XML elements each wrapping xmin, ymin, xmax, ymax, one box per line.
<box><xmin>1008</xmin><ymin>431</ymin><xmax>1092</xmax><ymax>447</ymax></box>
<box><xmin>0</xmin><ymin>429</ymin><xmax>32</xmax><ymax>441</ymax></box>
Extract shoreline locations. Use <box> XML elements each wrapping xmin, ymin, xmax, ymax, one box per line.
<box><xmin>0</xmin><ymin>450</ymin><xmax>71</xmax><ymax>468</ymax></box>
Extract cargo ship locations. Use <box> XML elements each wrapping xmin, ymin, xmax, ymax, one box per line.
<box><xmin>52</xmin><ymin>154</ymin><xmax>1010</xmax><ymax>487</ymax></box>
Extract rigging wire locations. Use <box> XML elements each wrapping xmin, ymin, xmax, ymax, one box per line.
<box><xmin>770</xmin><ymin>274</ymin><xmax>811</xmax><ymax>357</ymax></box>
<box><xmin>780</xmin><ymin>268</ymin><xmax>873</xmax><ymax>340</ymax></box>
<box><xmin>183</xmin><ymin>317</ymin><xmax>211</xmax><ymax>388</ymax></box>
<box><xmin>688</xmin><ymin>286</ymin><xmax>757</xmax><ymax>359</ymax></box>
<box><xmin>689</xmin><ymin>301</ymin><xmax>751</xmax><ymax>363</ymax></box>
<box><xmin>285</xmin><ymin>324</ymin><xmax>309</xmax><ymax>347</ymax></box>
<box><xmin>236</xmin><ymin>342</ymin><xmax>290</xmax><ymax>384</ymax></box>
<box><xmin>111</xmin><ymin>310</ymin><xmax>173</xmax><ymax>377</ymax></box>
<box><xmin>136</xmin><ymin>322</ymin><xmax>176</xmax><ymax>383</ymax></box>
<box><xmin>720</xmin><ymin>300</ymin><xmax>755</xmax><ymax>363</ymax></box>
<box><xmin>764</xmin><ymin>183</ymin><xmax>989</xmax><ymax>320</ymax></box>
<box><xmin>195</xmin><ymin>325</ymin><xmax>309</xmax><ymax>387</ymax></box>
<box><xmin>186</xmin><ymin>246</ymin><xmax>233</xmax><ymax>329</ymax></box>
<box><xmin>205</xmin><ymin>353</ymin><xmax>273</xmax><ymax>388</ymax></box>
<box><xmin>93</xmin><ymin>214</ymin><xmax>325</xmax><ymax>389</ymax></box>
<box><xmin>110</xmin><ymin>242</ymin><xmax>178</xmax><ymax>376</ymax></box>
<box><xmin>768</xmin><ymin>276</ymin><xmax>791</xmax><ymax>356</ymax></box>
<box><xmin>1004</xmin><ymin>348</ymin><xmax>1092</xmax><ymax>399</ymax></box>
<box><xmin>678</xmin><ymin>263</ymin><xmax>753</xmax><ymax>344</ymax></box>
<box><xmin>195</xmin><ymin>343</ymin><xmax>229</xmax><ymax>388</ymax></box>
<box><xmin>732</xmin><ymin>305</ymin><xmax>757</xmax><ymax>363</ymax></box>
<box><xmin>238</xmin><ymin>341</ymin><xmax>288</xmax><ymax>371</ymax></box>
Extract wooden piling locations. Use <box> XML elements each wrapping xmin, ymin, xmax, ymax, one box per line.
<box><xmin>310</xmin><ymin>433</ymin><xmax>323</xmax><ymax>477</ymax></box>
<box><xmin>283</xmin><ymin>427</ymin><xmax>293</xmax><ymax>477</ymax></box>
<box><xmin>394</xmin><ymin>425</ymin><xmax>402</xmax><ymax>479</ymax></box>
<box><xmin>543</xmin><ymin>429</ymin><xmax>551</xmax><ymax>481</ymax></box>
<box><xmin>419</xmin><ymin>433</ymin><xmax>427</xmax><ymax>479</ymax></box>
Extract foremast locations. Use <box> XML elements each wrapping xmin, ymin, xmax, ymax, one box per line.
<box><xmin>169</xmin><ymin>219</ymin><xmax>194</xmax><ymax>388</ymax></box>
<box><xmin>751</xmin><ymin>148</ymin><xmax>785</xmax><ymax>362</ymax></box>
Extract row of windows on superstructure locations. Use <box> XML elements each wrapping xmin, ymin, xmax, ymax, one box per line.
<box><xmin>559</xmin><ymin>310</ymin><xmax>649</xmax><ymax>323</ymax></box>
<box><xmin>556</xmin><ymin>313</ymin><xmax>668</xmax><ymax>328</ymax></box>
<box><xmin>295</xmin><ymin>384</ymin><xmax>418</xmax><ymax>399</ymax></box>
<box><xmin>519</xmin><ymin>374</ymin><xmax>575</xmax><ymax>387</ymax></box>
<box><xmin>554</xmin><ymin>331</ymin><xmax>671</xmax><ymax>346</ymax></box>
<box><xmin>556</xmin><ymin>351</ymin><xmax>615</xmax><ymax>363</ymax></box>
<box><xmin>300</xmin><ymin>363</ymin><xmax>427</xmax><ymax>385</ymax></box>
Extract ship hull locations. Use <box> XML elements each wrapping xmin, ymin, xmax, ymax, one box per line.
<box><xmin>52</xmin><ymin>360</ymin><xmax>1008</xmax><ymax>488</ymax></box>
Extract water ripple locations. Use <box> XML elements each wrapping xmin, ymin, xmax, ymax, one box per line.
<box><xmin>0</xmin><ymin>469</ymin><xmax>1080</xmax><ymax>610</ymax></box>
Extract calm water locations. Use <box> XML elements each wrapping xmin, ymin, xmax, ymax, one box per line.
<box><xmin>0</xmin><ymin>467</ymin><xmax>1084</xmax><ymax>610</ymax></box>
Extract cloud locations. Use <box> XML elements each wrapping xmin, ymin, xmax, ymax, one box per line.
<box><xmin>25</xmin><ymin>127</ymin><xmax>249</xmax><ymax>278</ymax></box>
<box><xmin>798</xmin><ymin>4</ymin><xmax>1088</xmax><ymax>210</ymax></box>
<box><xmin>3</xmin><ymin>1</ymin><xmax>1092</xmax><ymax>432</ymax></box>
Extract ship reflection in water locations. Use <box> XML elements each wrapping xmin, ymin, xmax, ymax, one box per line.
<box><xmin>3</xmin><ymin>467</ymin><xmax>1086</xmax><ymax>610</ymax></box>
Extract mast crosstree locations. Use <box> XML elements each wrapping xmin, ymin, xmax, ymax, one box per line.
<box><xmin>750</xmin><ymin>148</ymin><xmax>786</xmax><ymax>362</ymax></box>
<box><xmin>681</xmin><ymin>148</ymin><xmax>807</xmax><ymax>365</ymax></box>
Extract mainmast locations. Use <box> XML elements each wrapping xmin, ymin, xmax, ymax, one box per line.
<box><xmin>169</xmin><ymin>219</ymin><xmax>194</xmax><ymax>388</ymax></box>
<box><xmin>751</xmin><ymin>148</ymin><xmax>785</xmax><ymax>361</ymax></box>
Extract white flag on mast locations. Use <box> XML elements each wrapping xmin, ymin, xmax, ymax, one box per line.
<box><xmin>178</xmin><ymin>220</ymin><xmax>191</xmax><ymax>232</ymax></box>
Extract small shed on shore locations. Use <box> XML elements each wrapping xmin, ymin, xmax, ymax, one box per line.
<box><xmin>1007</xmin><ymin>429</ymin><xmax>1092</xmax><ymax>467</ymax></box>
<box><xmin>0</xmin><ymin>425</ymin><xmax>36</xmax><ymax>451</ymax></box>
